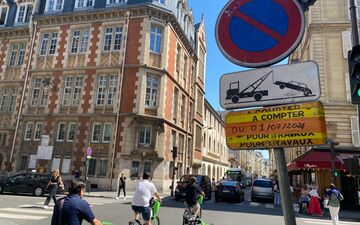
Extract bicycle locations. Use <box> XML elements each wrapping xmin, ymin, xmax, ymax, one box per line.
<box><xmin>183</xmin><ymin>195</ymin><xmax>211</xmax><ymax>225</ymax></box>
<box><xmin>131</xmin><ymin>198</ymin><xmax>161</xmax><ymax>225</ymax></box>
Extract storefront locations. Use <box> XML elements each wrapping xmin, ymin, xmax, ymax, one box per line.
<box><xmin>287</xmin><ymin>149</ymin><xmax>360</xmax><ymax>209</ymax></box>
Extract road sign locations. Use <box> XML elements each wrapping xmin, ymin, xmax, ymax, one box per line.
<box><xmin>225</xmin><ymin>101</ymin><xmax>327</xmax><ymax>150</ymax></box>
<box><xmin>87</xmin><ymin>147</ymin><xmax>92</xmax><ymax>157</ymax></box>
<box><xmin>220</xmin><ymin>61</ymin><xmax>320</xmax><ymax>109</ymax></box>
<box><xmin>215</xmin><ymin>0</ymin><xmax>305</xmax><ymax>67</ymax></box>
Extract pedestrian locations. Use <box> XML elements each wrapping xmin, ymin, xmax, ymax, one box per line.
<box><xmin>211</xmin><ymin>178</ymin><xmax>216</xmax><ymax>192</ymax></box>
<box><xmin>299</xmin><ymin>185</ymin><xmax>310</xmax><ymax>214</ymax></box>
<box><xmin>308</xmin><ymin>187</ymin><xmax>323</xmax><ymax>216</ymax></box>
<box><xmin>357</xmin><ymin>186</ymin><xmax>360</xmax><ymax>208</ymax></box>
<box><xmin>43</xmin><ymin>169</ymin><xmax>64</xmax><ymax>209</ymax></box>
<box><xmin>74</xmin><ymin>169</ymin><xmax>80</xmax><ymax>179</ymax></box>
<box><xmin>273</xmin><ymin>181</ymin><xmax>281</xmax><ymax>206</ymax></box>
<box><xmin>51</xmin><ymin>179</ymin><xmax>103</xmax><ymax>225</ymax></box>
<box><xmin>116</xmin><ymin>173</ymin><xmax>127</xmax><ymax>200</ymax></box>
<box><xmin>326</xmin><ymin>183</ymin><xmax>344</xmax><ymax>225</ymax></box>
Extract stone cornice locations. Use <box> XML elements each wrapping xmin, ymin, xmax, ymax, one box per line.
<box><xmin>0</xmin><ymin>26</ymin><xmax>30</xmax><ymax>39</ymax></box>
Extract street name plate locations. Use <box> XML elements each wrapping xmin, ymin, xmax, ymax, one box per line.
<box><xmin>220</xmin><ymin>61</ymin><xmax>320</xmax><ymax>109</ymax></box>
<box><xmin>225</xmin><ymin>101</ymin><xmax>327</xmax><ymax>150</ymax></box>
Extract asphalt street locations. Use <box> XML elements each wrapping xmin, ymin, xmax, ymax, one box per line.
<box><xmin>0</xmin><ymin>189</ymin><xmax>359</xmax><ymax>225</ymax></box>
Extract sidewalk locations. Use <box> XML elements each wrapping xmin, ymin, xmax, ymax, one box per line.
<box><xmin>84</xmin><ymin>191</ymin><xmax>171</xmax><ymax>199</ymax></box>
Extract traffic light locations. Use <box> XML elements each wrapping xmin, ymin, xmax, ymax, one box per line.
<box><xmin>332</xmin><ymin>170</ymin><xmax>339</xmax><ymax>177</ymax></box>
<box><xmin>348</xmin><ymin>45</ymin><xmax>360</xmax><ymax>104</ymax></box>
<box><xmin>172</xmin><ymin>146</ymin><xmax>178</xmax><ymax>160</ymax></box>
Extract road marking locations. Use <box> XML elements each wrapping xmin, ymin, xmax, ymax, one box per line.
<box><xmin>302</xmin><ymin>219</ymin><xmax>360</xmax><ymax>225</ymax></box>
<box><xmin>0</xmin><ymin>212</ymin><xmax>47</xmax><ymax>220</ymax></box>
<box><xmin>18</xmin><ymin>204</ymin><xmax>53</xmax><ymax>210</ymax></box>
<box><xmin>265</xmin><ymin>203</ymin><xmax>274</xmax><ymax>209</ymax></box>
<box><xmin>0</xmin><ymin>208</ymin><xmax>53</xmax><ymax>215</ymax></box>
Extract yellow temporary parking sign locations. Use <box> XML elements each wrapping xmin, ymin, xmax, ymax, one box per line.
<box><xmin>225</xmin><ymin>101</ymin><xmax>327</xmax><ymax>150</ymax></box>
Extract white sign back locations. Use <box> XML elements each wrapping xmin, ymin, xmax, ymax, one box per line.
<box><xmin>220</xmin><ymin>61</ymin><xmax>320</xmax><ymax>109</ymax></box>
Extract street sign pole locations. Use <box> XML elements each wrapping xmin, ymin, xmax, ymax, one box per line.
<box><xmin>274</xmin><ymin>147</ymin><xmax>297</xmax><ymax>225</ymax></box>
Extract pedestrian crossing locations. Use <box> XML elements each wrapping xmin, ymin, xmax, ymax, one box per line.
<box><xmin>301</xmin><ymin>218</ymin><xmax>360</xmax><ymax>225</ymax></box>
<box><xmin>204</xmin><ymin>199</ymin><xmax>299</xmax><ymax>211</ymax></box>
<box><xmin>0</xmin><ymin>197</ymin><xmax>120</xmax><ymax>222</ymax></box>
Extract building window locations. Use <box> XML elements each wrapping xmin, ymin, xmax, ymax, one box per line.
<box><xmin>45</xmin><ymin>0</ymin><xmax>64</xmax><ymax>13</ymax></box>
<box><xmin>173</xmin><ymin>88</ymin><xmax>179</xmax><ymax>118</ymax></box>
<box><xmin>131</xmin><ymin>161</ymin><xmax>140</xmax><ymax>178</ymax></box>
<box><xmin>103</xmin><ymin>26</ymin><xmax>123</xmax><ymax>52</ymax></box>
<box><xmin>145</xmin><ymin>76</ymin><xmax>158</xmax><ymax>108</ymax></box>
<box><xmin>30</xmin><ymin>77</ymin><xmax>50</xmax><ymax>106</ymax></box>
<box><xmin>75</xmin><ymin>0</ymin><xmax>94</xmax><ymax>9</ymax></box>
<box><xmin>57</xmin><ymin>122</ymin><xmax>66</xmax><ymax>141</ymax></box>
<box><xmin>96</xmin><ymin>75</ymin><xmax>117</xmax><ymax>106</ymax></box>
<box><xmin>0</xmin><ymin>133</ymin><xmax>7</xmax><ymax>146</ymax></box>
<box><xmin>0</xmin><ymin>7</ymin><xmax>8</xmax><ymax>26</ymax></box>
<box><xmin>0</xmin><ymin>88</ymin><xmax>17</xmax><ymax>112</ymax></box>
<box><xmin>139</xmin><ymin>126</ymin><xmax>151</xmax><ymax>145</ymax></box>
<box><xmin>40</xmin><ymin>32</ymin><xmax>58</xmax><ymax>55</ymax></box>
<box><xmin>181</xmin><ymin>95</ymin><xmax>186</xmax><ymax>122</ymax></box>
<box><xmin>143</xmin><ymin>161</ymin><xmax>152</xmax><ymax>174</ymax></box>
<box><xmin>106</xmin><ymin>0</ymin><xmax>127</xmax><ymax>5</ymax></box>
<box><xmin>196</xmin><ymin>89</ymin><xmax>203</xmax><ymax>114</ymax></box>
<box><xmin>175</xmin><ymin>44</ymin><xmax>181</xmax><ymax>72</ymax></box>
<box><xmin>198</xmin><ymin>47</ymin><xmax>205</xmax><ymax>81</ymax></box>
<box><xmin>91</xmin><ymin>123</ymin><xmax>101</xmax><ymax>142</ymax></box>
<box><xmin>99</xmin><ymin>159</ymin><xmax>108</xmax><ymax>176</ymax></box>
<box><xmin>70</xmin><ymin>29</ymin><xmax>90</xmax><ymax>53</ymax></box>
<box><xmin>88</xmin><ymin>158</ymin><xmax>96</xmax><ymax>176</ymax></box>
<box><xmin>34</xmin><ymin>122</ymin><xmax>43</xmax><ymax>140</ymax></box>
<box><xmin>103</xmin><ymin>123</ymin><xmax>112</xmax><ymax>143</ymax></box>
<box><xmin>15</xmin><ymin>4</ymin><xmax>33</xmax><ymax>24</ymax></box>
<box><xmin>8</xmin><ymin>43</ymin><xmax>26</xmax><ymax>67</ymax></box>
<box><xmin>24</xmin><ymin>122</ymin><xmax>33</xmax><ymax>140</ymax></box>
<box><xmin>183</xmin><ymin>54</ymin><xmax>188</xmax><ymax>84</ymax></box>
<box><xmin>19</xmin><ymin>155</ymin><xmax>28</xmax><ymax>171</ymax></box>
<box><xmin>150</xmin><ymin>26</ymin><xmax>162</xmax><ymax>53</ymax></box>
<box><xmin>62</xmin><ymin>76</ymin><xmax>83</xmax><ymax>106</ymax></box>
<box><xmin>67</xmin><ymin>123</ymin><xmax>76</xmax><ymax>141</ymax></box>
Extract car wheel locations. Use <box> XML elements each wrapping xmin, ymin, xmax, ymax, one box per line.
<box><xmin>303</xmin><ymin>90</ymin><xmax>310</xmax><ymax>96</ymax></box>
<box><xmin>33</xmin><ymin>187</ymin><xmax>44</xmax><ymax>197</ymax></box>
<box><xmin>279</xmin><ymin>84</ymin><xmax>285</xmax><ymax>89</ymax></box>
<box><xmin>231</xmin><ymin>95</ymin><xmax>239</xmax><ymax>103</ymax></box>
<box><xmin>254</xmin><ymin>93</ymin><xmax>262</xmax><ymax>101</ymax></box>
<box><xmin>251</xmin><ymin>197</ymin><xmax>255</xmax><ymax>202</ymax></box>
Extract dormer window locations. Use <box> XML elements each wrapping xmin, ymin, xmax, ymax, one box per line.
<box><xmin>15</xmin><ymin>4</ymin><xmax>33</xmax><ymax>24</ymax></box>
<box><xmin>45</xmin><ymin>0</ymin><xmax>64</xmax><ymax>13</ymax></box>
<box><xmin>106</xmin><ymin>0</ymin><xmax>127</xmax><ymax>6</ymax></box>
<box><xmin>0</xmin><ymin>7</ymin><xmax>8</xmax><ymax>26</ymax></box>
<box><xmin>75</xmin><ymin>0</ymin><xmax>94</xmax><ymax>10</ymax></box>
<box><xmin>154</xmin><ymin>0</ymin><xmax>165</xmax><ymax>4</ymax></box>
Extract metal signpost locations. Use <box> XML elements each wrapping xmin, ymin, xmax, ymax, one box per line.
<box><xmin>215</xmin><ymin>0</ymin><xmax>305</xmax><ymax>67</ymax></box>
<box><xmin>215</xmin><ymin>0</ymin><xmax>312</xmax><ymax>224</ymax></box>
<box><xmin>220</xmin><ymin>61</ymin><xmax>320</xmax><ymax>109</ymax></box>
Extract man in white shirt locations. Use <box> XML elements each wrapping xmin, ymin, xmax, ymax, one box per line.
<box><xmin>131</xmin><ymin>172</ymin><xmax>162</xmax><ymax>225</ymax></box>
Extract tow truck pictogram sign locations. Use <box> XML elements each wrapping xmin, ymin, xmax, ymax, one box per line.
<box><xmin>220</xmin><ymin>61</ymin><xmax>320</xmax><ymax>109</ymax></box>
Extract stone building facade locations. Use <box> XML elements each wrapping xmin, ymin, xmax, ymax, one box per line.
<box><xmin>0</xmin><ymin>0</ymin><xmax>207</xmax><ymax>191</ymax></box>
<box><xmin>201</xmin><ymin>99</ymin><xmax>228</xmax><ymax>181</ymax></box>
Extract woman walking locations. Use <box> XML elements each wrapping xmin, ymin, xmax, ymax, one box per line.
<box><xmin>43</xmin><ymin>169</ymin><xmax>64</xmax><ymax>209</ymax></box>
<box><xmin>326</xmin><ymin>183</ymin><xmax>344</xmax><ymax>225</ymax></box>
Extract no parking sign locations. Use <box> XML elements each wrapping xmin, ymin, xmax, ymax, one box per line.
<box><xmin>216</xmin><ymin>0</ymin><xmax>305</xmax><ymax>68</ymax></box>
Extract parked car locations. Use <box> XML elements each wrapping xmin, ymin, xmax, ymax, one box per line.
<box><xmin>215</xmin><ymin>180</ymin><xmax>244</xmax><ymax>203</ymax></box>
<box><xmin>251</xmin><ymin>178</ymin><xmax>274</xmax><ymax>202</ymax></box>
<box><xmin>0</xmin><ymin>172</ymin><xmax>62</xmax><ymax>197</ymax></box>
<box><xmin>175</xmin><ymin>174</ymin><xmax>212</xmax><ymax>201</ymax></box>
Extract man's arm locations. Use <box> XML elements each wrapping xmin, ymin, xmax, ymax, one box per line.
<box><xmin>154</xmin><ymin>192</ymin><xmax>162</xmax><ymax>202</ymax></box>
<box><xmin>91</xmin><ymin>218</ymin><xmax>103</xmax><ymax>225</ymax></box>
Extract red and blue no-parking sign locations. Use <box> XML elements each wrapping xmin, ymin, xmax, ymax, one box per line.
<box><xmin>216</xmin><ymin>0</ymin><xmax>305</xmax><ymax>68</ymax></box>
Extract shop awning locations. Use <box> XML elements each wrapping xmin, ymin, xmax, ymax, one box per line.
<box><xmin>287</xmin><ymin>150</ymin><xmax>360</xmax><ymax>172</ymax></box>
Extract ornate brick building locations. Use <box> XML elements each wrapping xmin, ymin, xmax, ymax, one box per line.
<box><xmin>0</xmin><ymin>0</ymin><xmax>206</xmax><ymax>191</ymax></box>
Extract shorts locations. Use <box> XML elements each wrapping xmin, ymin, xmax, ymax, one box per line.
<box><xmin>131</xmin><ymin>205</ymin><xmax>151</xmax><ymax>221</ymax></box>
<box><xmin>185</xmin><ymin>202</ymin><xmax>200</xmax><ymax>213</ymax></box>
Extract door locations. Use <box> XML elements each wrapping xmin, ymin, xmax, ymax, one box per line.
<box><xmin>6</xmin><ymin>174</ymin><xmax>28</xmax><ymax>193</ymax></box>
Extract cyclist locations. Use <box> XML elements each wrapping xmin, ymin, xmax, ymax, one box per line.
<box><xmin>184</xmin><ymin>176</ymin><xmax>205</xmax><ymax>218</ymax></box>
<box><xmin>131</xmin><ymin>172</ymin><xmax>162</xmax><ymax>225</ymax></box>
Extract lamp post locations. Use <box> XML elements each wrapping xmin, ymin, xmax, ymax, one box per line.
<box><xmin>328</xmin><ymin>139</ymin><xmax>340</xmax><ymax>183</ymax></box>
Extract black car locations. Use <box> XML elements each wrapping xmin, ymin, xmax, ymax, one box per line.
<box><xmin>215</xmin><ymin>180</ymin><xmax>244</xmax><ymax>203</ymax></box>
<box><xmin>0</xmin><ymin>172</ymin><xmax>53</xmax><ymax>196</ymax></box>
<box><xmin>175</xmin><ymin>174</ymin><xmax>212</xmax><ymax>201</ymax></box>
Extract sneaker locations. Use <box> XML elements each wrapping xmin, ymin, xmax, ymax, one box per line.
<box><xmin>124</xmin><ymin>196</ymin><xmax>127</xmax><ymax>200</ymax></box>
<box><xmin>43</xmin><ymin>205</ymin><xmax>48</xmax><ymax>209</ymax></box>
<box><xmin>116</xmin><ymin>197</ymin><xmax>120</xmax><ymax>200</ymax></box>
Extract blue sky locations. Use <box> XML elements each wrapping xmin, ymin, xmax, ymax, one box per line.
<box><xmin>188</xmin><ymin>0</ymin><xmax>277</xmax><ymax>159</ymax></box>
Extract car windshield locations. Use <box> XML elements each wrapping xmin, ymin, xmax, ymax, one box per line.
<box><xmin>180</xmin><ymin>175</ymin><xmax>202</xmax><ymax>184</ymax></box>
<box><xmin>221</xmin><ymin>181</ymin><xmax>238</xmax><ymax>186</ymax></box>
<box><xmin>253</xmin><ymin>180</ymin><xmax>273</xmax><ymax>188</ymax></box>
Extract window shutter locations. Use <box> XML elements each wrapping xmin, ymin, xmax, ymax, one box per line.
<box><xmin>345</xmin><ymin>73</ymin><xmax>351</xmax><ymax>102</ymax></box>
<box><xmin>342</xmin><ymin>31</ymin><xmax>352</xmax><ymax>59</ymax></box>
<box><xmin>350</xmin><ymin>116</ymin><xmax>360</xmax><ymax>147</ymax></box>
